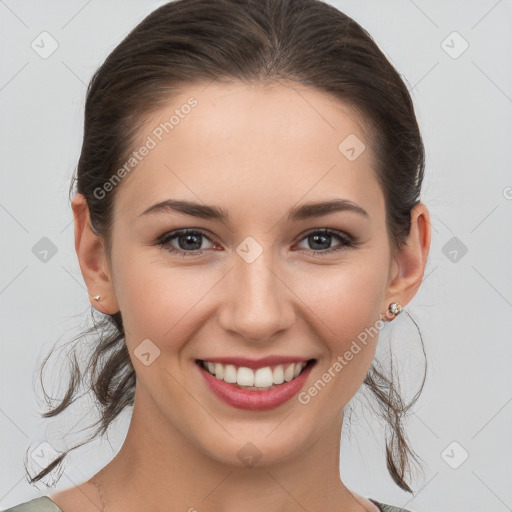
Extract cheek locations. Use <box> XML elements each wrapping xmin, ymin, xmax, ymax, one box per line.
<box><xmin>291</xmin><ymin>258</ymin><xmax>387</xmax><ymax>405</ymax></box>
<box><xmin>294</xmin><ymin>257</ymin><xmax>387</xmax><ymax>346</ymax></box>
<box><xmin>112</xmin><ymin>253</ymin><xmax>220</xmax><ymax>348</ymax></box>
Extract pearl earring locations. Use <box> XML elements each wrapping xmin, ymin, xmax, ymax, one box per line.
<box><xmin>91</xmin><ymin>295</ymin><xmax>101</xmax><ymax>301</ymax></box>
<box><xmin>387</xmin><ymin>301</ymin><xmax>403</xmax><ymax>319</ymax></box>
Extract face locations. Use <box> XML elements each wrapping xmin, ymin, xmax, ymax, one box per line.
<box><xmin>94</xmin><ymin>80</ymin><xmax>401</xmax><ymax>466</ymax></box>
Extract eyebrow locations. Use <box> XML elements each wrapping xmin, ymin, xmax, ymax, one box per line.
<box><xmin>138</xmin><ymin>198</ymin><xmax>369</xmax><ymax>221</ymax></box>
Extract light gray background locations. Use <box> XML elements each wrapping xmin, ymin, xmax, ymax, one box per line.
<box><xmin>1</xmin><ymin>1</ymin><xmax>511</xmax><ymax>511</ymax></box>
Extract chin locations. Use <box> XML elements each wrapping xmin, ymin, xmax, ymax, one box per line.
<box><xmin>193</xmin><ymin>424</ymin><xmax>315</xmax><ymax>469</ymax></box>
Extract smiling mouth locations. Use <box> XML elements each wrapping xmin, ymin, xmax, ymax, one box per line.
<box><xmin>196</xmin><ymin>359</ymin><xmax>316</xmax><ymax>391</ymax></box>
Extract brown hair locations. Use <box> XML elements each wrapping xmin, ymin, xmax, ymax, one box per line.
<box><xmin>26</xmin><ymin>0</ymin><xmax>427</xmax><ymax>493</ymax></box>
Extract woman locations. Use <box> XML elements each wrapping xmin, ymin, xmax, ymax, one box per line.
<box><xmin>8</xmin><ymin>0</ymin><xmax>431</xmax><ymax>510</ymax></box>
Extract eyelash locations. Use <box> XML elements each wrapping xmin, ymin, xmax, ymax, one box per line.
<box><xmin>156</xmin><ymin>228</ymin><xmax>358</xmax><ymax>258</ymax></box>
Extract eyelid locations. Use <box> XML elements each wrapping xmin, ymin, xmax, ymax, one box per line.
<box><xmin>293</xmin><ymin>228</ymin><xmax>357</xmax><ymax>255</ymax></box>
<box><xmin>295</xmin><ymin>227</ymin><xmax>353</xmax><ymax>244</ymax></box>
<box><xmin>157</xmin><ymin>228</ymin><xmax>217</xmax><ymax>252</ymax></box>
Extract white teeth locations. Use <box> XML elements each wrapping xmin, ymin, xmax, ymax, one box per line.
<box><xmin>254</xmin><ymin>367</ymin><xmax>274</xmax><ymax>387</ymax></box>
<box><xmin>201</xmin><ymin>360</ymin><xmax>310</xmax><ymax>389</ymax></box>
<box><xmin>284</xmin><ymin>364</ymin><xmax>295</xmax><ymax>382</ymax></box>
<box><xmin>214</xmin><ymin>362</ymin><xmax>224</xmax><ymax>380</ymax></box>
<box><xmin>223</xmin><ymin>364</ymin><xmax>237</xmax><ymax>383</ymax></box>
<box><xmin>273</xmin><ymin>365</ymin><xmax>284</xmax><ymax>384</ymax></box>
<box><xmin>237</xmin><ymin>367</ymin><xmax>254</xmax><ymax>386</ymax></box>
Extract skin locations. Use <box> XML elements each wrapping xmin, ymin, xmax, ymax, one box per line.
<box><xmin>50</xmin><ymin>80</ymin><xmax>430</xmax><ymax>512</ymax></box>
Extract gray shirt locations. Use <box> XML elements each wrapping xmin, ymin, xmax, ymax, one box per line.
<box><xmin>1</xmin><ymin>495</ymin><xmax>415</xmax><ymax>512</ymax></box>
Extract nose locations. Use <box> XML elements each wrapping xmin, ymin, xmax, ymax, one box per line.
<box><xmin>218</xmin><ymin>244</ymin><xmax>295</xmax><ymax>344</ymax></box>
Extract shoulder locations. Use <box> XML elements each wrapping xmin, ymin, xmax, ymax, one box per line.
<box><xmin>370</xmin><ymin>499</ymin><xmax>415</xmax><ymax>512</ymax></box>
<box><xmin>1</xmin><ymin>496</ymin><xmax>63</xmax><ymax>512</ymax></box>
<box><xmin>3</xmin><ymin>479</ymin><xmax>101</xmax><ymax>512</ymax></box>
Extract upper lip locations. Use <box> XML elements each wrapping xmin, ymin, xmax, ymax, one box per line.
<box><xmin>196</xmin><ymin>356</ymin><xmax>315</xmax><ymax>370</ymax></box>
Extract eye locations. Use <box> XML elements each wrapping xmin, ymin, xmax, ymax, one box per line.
<box><xmin>156</xmin><ymin>228</ymin><xmax>358</xmax><ymax>258</ymax></box>
<box><xmin>157</xmin><ymin>229</ymin><xmax>216</xmax><ymax>257</ymax></box>
<box><xmin>295</xmin><ymin>229</ymin><xmax>356</xmax><ymax>256</ymax></box>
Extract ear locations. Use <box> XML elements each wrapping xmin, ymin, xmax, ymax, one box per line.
<box><xmin>383</xmin><ymin>202</ymin><xmax>431</xmax><ymax>316</ymax></box>
<box><xmin>72</xmin><ymin>193</ymin><xmax>120</xmax><ymax>314</ymax></box>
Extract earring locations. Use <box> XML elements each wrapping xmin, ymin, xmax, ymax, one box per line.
<box><xmin>91</xmin><ymin>295</ymin><xmax>101</xmax><ymax>301</ymax></box>
<box><xmin>386</xmin><ymin>301</ymin><xmax>403</xmax><ymax>320</ymax></box>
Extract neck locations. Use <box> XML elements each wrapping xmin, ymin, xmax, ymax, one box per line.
<box><xmin>93</xmin><ymin>386</ymin><xmax>371</xmax><ymax>512</ymax></box>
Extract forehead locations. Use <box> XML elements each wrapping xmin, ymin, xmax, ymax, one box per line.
<box><xmin>112</xmin><ymin>80</ymin><xmax>383</xmax><ymax>223</ymax></box>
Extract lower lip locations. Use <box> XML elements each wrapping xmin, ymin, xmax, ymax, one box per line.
<box><xmin>197</xmin><ymin>361</ymin><xmax>315</xmax><ymax>411</ymax></box>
